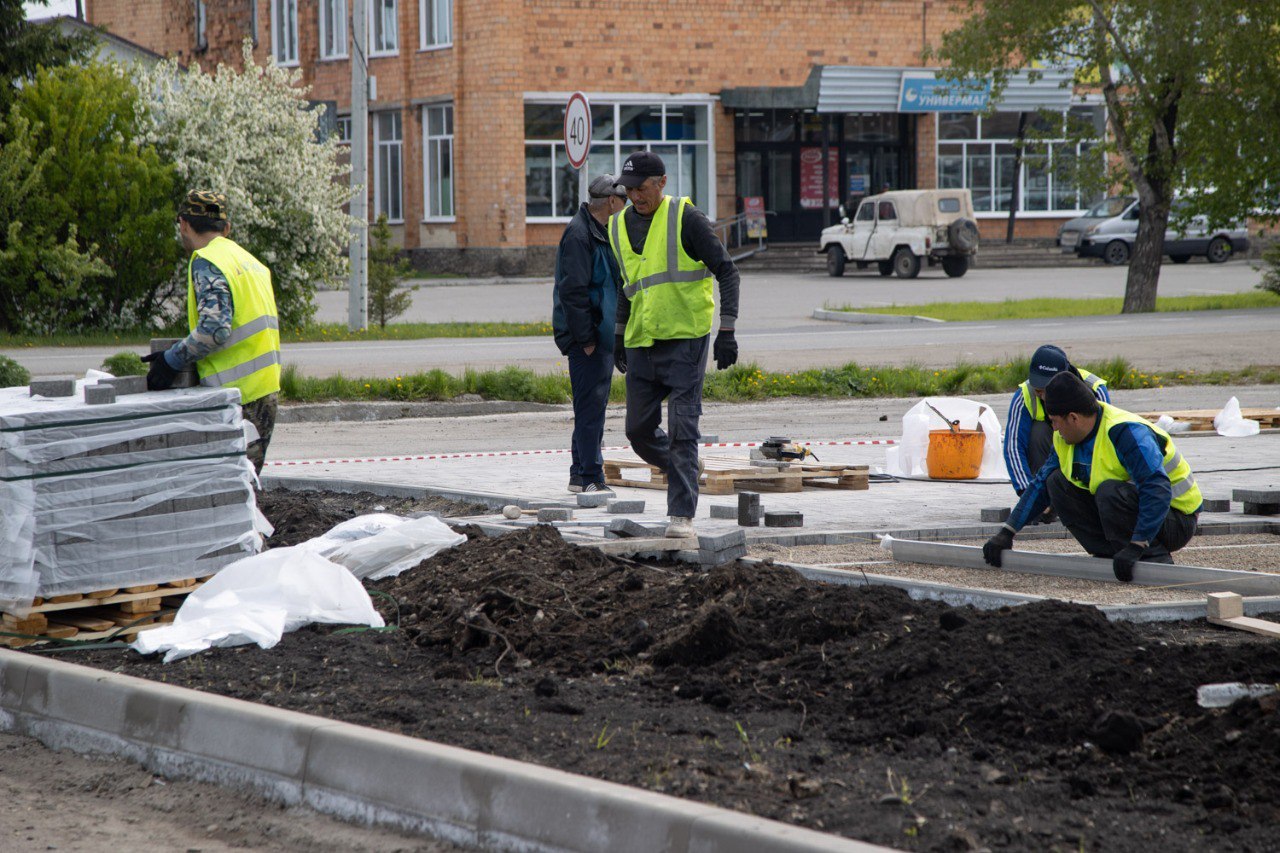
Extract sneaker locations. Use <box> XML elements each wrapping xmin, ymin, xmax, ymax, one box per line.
<box><xmin>567</xmin><ymin>481</ymin><xmax>584</xmax><ymax>493</ymax></box>
<box><xmin>665</xmin><ymin>516</ymin><xmax>695</xmax><ymax>538</ymax></box>
<box><xmin>582</xmin><ymin>482</ymin><xmax>613</xmax><ymax>494</ymax></box>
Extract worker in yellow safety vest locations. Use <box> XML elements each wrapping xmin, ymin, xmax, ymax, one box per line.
<box><xmin>143</xmin><ymin>190</ymin><xmax>281</xmax><ymax>475</ymax></box>
<box><xmin>984</xmin><ymin>372</ymin><xmax>1202</xmax><ymax>582</ymax></box>
<box><xmin>609</xmin><ymin>152</ymin><xmax>741</xmax><ymax>538</ymax></box>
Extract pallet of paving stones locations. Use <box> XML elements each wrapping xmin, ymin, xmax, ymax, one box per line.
<box><xmin>603</xmin><ymin>456</ymin><xmax>869</xmax><ymax>494</ymax></box>
<box><xmin>1</xmin><ymin>578</ymin><xmax>207</xmax><ymax>647</ymax></box>
<box><xmin>1136</xmin><ymin>408</ymin><xmax>1280</xmax><ymax>432</ymax></box>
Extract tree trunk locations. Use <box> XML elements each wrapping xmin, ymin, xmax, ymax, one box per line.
<box><xmin>1122</xmin><ymin>193</ymin><xmax>1170</xmax><ymax>313</ymax></box>
<box><xmin>1006</xmin><ymin>112</ymin><xmax>1028</xmax><ymax>244</ymax></box>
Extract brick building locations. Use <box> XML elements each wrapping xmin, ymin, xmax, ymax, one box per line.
<box><xmin>84</xmin><ymin>0</ymin><xmax>1104</xmax><ymax>272</ymax></box>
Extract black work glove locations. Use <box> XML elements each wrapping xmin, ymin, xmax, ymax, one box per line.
<box><xmin>613</xmin><ymin>335</ymin><xmax>627</xmax><ymax>375</ymax></box>
<box><xmin>982</xmin><ymin>527</ymin><xmax>1015</xmax><ymax>568</ymax></box>
<box><xmin>141</xmin><ymin>350</ymin><xmax>179</xmax><ymax>391</ymax></box>
<box><xmin>713</xmin><ymin>328</ymin><xmax>738</xmax><ymax>370</ymax></box>
<box><xmin>1112</xmin><ymin>543</ymin><xmax>1144</xmax><ymax>583</ymax></box>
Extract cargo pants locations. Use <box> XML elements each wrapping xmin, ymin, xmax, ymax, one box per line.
<box><xmin>1046</xmin><ymin>469</ymin><xmax>1198</xmax><ymax>562</ymax></box>
<box><xmin>624</xmin><ymin>335</ymin><xmax>708</xmax><ymax>518</ymax></box>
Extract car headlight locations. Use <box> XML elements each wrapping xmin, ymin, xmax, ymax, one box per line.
<box><xmin>1084</xmin><ymin>224</ymin><xmax>1100</xmax><ymax>236</ymax></box>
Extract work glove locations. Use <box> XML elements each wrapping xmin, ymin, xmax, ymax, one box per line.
<box><xmin>613</xmin><ymin>335</ymin><xmax>627</xmax><ymax>375</ymax></box>
<box><xmin>1112</xmin><ymin>543</ymin><xmax>1144</xmax><ymax>583</ymax></box>
<box><xmin>713</xmin><ymin>328</ymin><xmax>738</xmax><ymax>370</ymax></box>
<box><xmin>141</xmin><ymin>350</ymin><xmax>179</xmax><ymax>391</ymax></box>
<box><xmin>982</xmin><ymin>527</ymin><xmax>1015</xmax><ymax>568</ymax></box>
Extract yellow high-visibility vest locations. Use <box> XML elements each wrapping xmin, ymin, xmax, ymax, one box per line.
<box><xmin>1020</xmin><ymin>369</ymin><xmax>1106</xmax><ymax>422</ymax></box>
<box><xmin>187</xmin><ymin>236</ymin><xmax>281</xmax><ymax>404</ymax></box>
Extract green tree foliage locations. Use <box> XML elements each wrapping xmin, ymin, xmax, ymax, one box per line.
<box><xmin>0</xmin><ymin>0</ymin><xmax>93</xmax><ymax>114</ymax></box>
<box><xmin>934</xmin><ymin>1</ymin><xmax>1280</xmax><ymax>313</ymax></box>
<box><xmin>367</xmin><ymin>214</ymin><xmax>415</xmax><ymax>329</ymax></box>
<box><xmin>13</xmin><ymin>62</ymin><xmax>181</xmax><ymax>330</ymax></box>
<box><xmin>0</xmin><ymin>354</ymin><xmax>30</xmax><ymax>387</ymax></box>
<box><xmin>0</xmin><ymin>111</ymin><xmax>108</xmax><ymax>333</ymax></box>
<box><xmin>1260</xmin><ymin>242</ymin><xmax>1280</xmax><ymax>298</ymax></box>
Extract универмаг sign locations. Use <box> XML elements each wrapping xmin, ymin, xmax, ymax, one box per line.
<box><xmin>898</xmin><ymin>72</ymin><xmax>991</xmax><ymax>112</ymax></box>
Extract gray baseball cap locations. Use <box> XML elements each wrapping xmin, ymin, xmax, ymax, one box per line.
<box><xmin>588</xmin><ymin>174</ymin><xmax>628</xmax><ymax>199</ymax></box>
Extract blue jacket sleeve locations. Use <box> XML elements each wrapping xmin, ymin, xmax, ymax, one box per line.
<box><xmin>1002</xmin><ymin>391</ymin><xmax>1035</xmax><ymax>494</ymax></box>
<box><xmin>1095</xmin><ymin>383</ymin><xmax>1111</xmax><ymax>404</ymax></box>
<box><xmin>1111</xmin><ymin>422</ymin><xmax>1173</xmax><ymax>543</ymax></box>
<box><xmin>1007</xmin><ymin>453</ymin><xmax>1060</xmax><ymax>531</ymax></box>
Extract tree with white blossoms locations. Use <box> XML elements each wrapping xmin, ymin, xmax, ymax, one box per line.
<box><xmin>134</xmin><ymin>40</ymin><xmax>355</xmax><ymax>327</ymax></box>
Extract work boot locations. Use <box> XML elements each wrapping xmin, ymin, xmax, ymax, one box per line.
<box><xmin>567</xmin><ymin>480</ymin><xmax>584</xmax><ymax>493</ymax></box>
<box><xmin>665</xmin><ymin>516</ymin><xmax>695</xmax><ymax>538</ymax></box>
<box><xmin>582</xmin><ymin>482</ymin><xmax>613</xmax><ymax>494</ymax></box>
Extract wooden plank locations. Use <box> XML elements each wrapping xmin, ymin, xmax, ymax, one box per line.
<box><xmin>1210</xmin><ymin>615</ymin><xmax>1280</xmax><ymax>639</ymax></box>
<box><xmin>26</xmin><ymin>583</ymin><xmax>202</xmax><ymax>614</ymax></box>
<box><xmin>42</xmin><ymin>625</ymin><xmax>79</xmax><ymax>640</ymax></box>
<box><xmin>123</xmin><ymin>584</ymin><xmax>159</xmax><ymax>594</ymax></box>
<box><xmin>118</xmin><ymin>598</ymin><xmax>162</xmax><ymax>614</ymax></box>
<box><xmin>592</xmin><ymin>536</ymin><xmax>699</xmax><ymax>556</ymax></box>
<box><xmin>49</xmin><ymin>614</ymin><xmax>116</xmax><ymax>632</ymax></box>
<box><xmin>46</xmin><ymin>593</ymin><xmax>84</xmax><ymax>604</ymax></box>
<box><xmin>87</xmin><ymin>588</ymin><xmax>119</xmax><ymax>599</ymax></box>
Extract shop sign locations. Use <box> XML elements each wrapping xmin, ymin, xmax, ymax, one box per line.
<box><xmin>743</xmin><ymin>196</ymin><xmax>767</xmax><ymax>239</ymax></box>
<box><xmin>798</xmin><ymin>147</ymin><xmax>840</xmax><ymax>209</ymax></box>
<box><xmin>898</xmin><ymin>72</ymin><xmax>991</xmax><ymax>112</ymax></box>
<box><xmin>847</xmin><ymin>173</ymin><xmax>870</xmax><ymax>195</ymax></box>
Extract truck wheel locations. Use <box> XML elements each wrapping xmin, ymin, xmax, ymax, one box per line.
<box><xmin>947</xmin><ymin>218</ymin><xmax>980</xmax><ymax>253</ymax></box>
<box><xmin>1206</xmin><ymin>237</ymin><xmax>1232</xmax><ymax>264</ymax></box>
<box><xmin>942</xmin><ymin>256</ymin><xmax>969</xmax><ymax>278</ymax></box>
<box><xmin>892</xmin><ymin>248</ymin><xmax>921</xmax><ymax>279</ymax></box>
<box><xmin>1103</xmin><ymin>240</ymin><xmax>1130</xmax><ymax>265</ymax></box>
<box><xmin>877</xmin><ymin>260</ymin><xmax>893</xmax><ymax>276</ymax></box>
<box><xmin>825</xmin><ymin>246</ymin><xmax>846</xmax><ymax>277</ymax></box>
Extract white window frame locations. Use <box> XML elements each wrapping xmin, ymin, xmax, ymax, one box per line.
<box><xmin>374</xmin><ymin>111</ymin><xmax>404</xmax><ymax>223</ymax></box>
<box><xmin>319</xmin><ymin>0</ymin><xmax>349</xmax><ymax>60</ymax></box>
<box><xmin>935</xmin><ymin>104</ymin><xmax>1106</xmax><ymax>217</ymax></box>
<box><xmin>271</xmin><ymin>0</ymin><xmax>299</xmax><ymax>67</ymax></box>
<box><xmin>423</xmin><ymin>104</ymin><xmax>455</xmax><ymax>221</ymax></box>
<box><xmin>195</xmin><ymin>1</ymin><xmax>207</xmax><ymax>52</ymax></box>
<box><xmin>419</xmin><ymin>0</ymin><xmax>453</xmax><ymax>50</ymax></box>
<box><xmin>336</xmin><ymin>116</ymin><xmax>352</xmax><ymax>146</ymax></box>
<box><xmin>369</xmin><ymin>0</ymin><xmax>399</xmax><ymax>57</ymax></box>
<box><xmin>522</xmin><ymin>95</ymin><xmax>717</xmax><ymax>223</ymax></box>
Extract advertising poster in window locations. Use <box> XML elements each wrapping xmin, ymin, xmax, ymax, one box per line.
<box><xmin>743</xmin><ymin>196</ymin><xmax>766</xmax><ymax>239</ymax></box>
<box><xmin>799</xmin><ymin>147</ymin><xmax>839</xmax><ymax>209</ymax></box>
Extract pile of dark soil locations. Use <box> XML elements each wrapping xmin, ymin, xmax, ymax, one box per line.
<box><xmin>83</xmin><ymin>502</ymin><xmax>1280</xmax><ymax>851</ymax></box>
<box><xmin>256</xmin><ymin>488</ymin><xmax>486</xmax><ymax>547</ymax></box>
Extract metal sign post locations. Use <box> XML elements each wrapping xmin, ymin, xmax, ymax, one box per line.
<box><xmin>564</xmin><ymin>92</ymin><xmax>592</xmax><ymax>208</ymax></box>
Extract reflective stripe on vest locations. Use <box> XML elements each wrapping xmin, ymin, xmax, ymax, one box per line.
<box><xmin>187</xmin><ymin>236</ymin><xmax>281</xmax><ymax>405</ymax></box>
<box><xmin>1054</xmin><ymin>402</ymin><xmax>1202</xmax><ymax>514</ymax></box>
<box><xmin>609</xmin><ymin>196</ymin><xmax>715</xmax><ymax>349</ymax></box>
<box><xmin>1020</xmin><ymin>369</ymin><xmax>1106</xmax><ymax>422</ymax></box>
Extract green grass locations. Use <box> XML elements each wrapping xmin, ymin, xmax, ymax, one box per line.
<box><xmin>0</xmin><ymin>321</ymin><xmax>552</xmax><ymax>349</ymax></box>
<box><xmin>277</xmin><ymin>358</ymin><xmax>1280</xmax><ymax>405</ymax></box>
<box><xmin>829</xmin><ymin>291</ymin><xmax>1280</xmax><ymax>321</ymax></box>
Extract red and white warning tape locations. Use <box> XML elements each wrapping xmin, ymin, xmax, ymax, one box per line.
<box><xmin>266</xmin><ymin>438</ymin><xmax>897</xmax><ymax>468</ymax></box>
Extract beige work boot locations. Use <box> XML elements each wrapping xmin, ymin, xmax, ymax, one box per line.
<box><xmin>665</xmin><ymin>516</ymin><xmax>695</xmax><ymax>538</ymax></box>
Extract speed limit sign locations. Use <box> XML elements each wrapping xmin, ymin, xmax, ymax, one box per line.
<box><xmin>563</xmin><ymin>92</ymin><xmax>592</xmax><ymax>169</ymax></box>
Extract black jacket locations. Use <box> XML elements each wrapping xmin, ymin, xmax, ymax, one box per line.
<box><xmin>552</xmin><ymin>204</ymin><xmax>621</xmax><ymax>355</ymax></box>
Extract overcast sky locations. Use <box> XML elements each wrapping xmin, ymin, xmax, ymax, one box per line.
<box><xmin>24</xmin><ymin>0</ymin><xmax>78</xmax><ymax>19</ymax></box>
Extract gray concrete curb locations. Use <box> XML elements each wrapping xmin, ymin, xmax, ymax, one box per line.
<box><xmin>811</xmin><ymin>309</ymin><xmax>943</xmax><ymax>325</ymax></box>
<box><xmin>278</xmin><ymin>399</ymin><xmax>559</xmax><ymax>425</ymax></box>
<box><xmin>262</xmin><ymin>474</ymin><xmax>522</xmax><ymax>511</ymax></box>
<box><xmin>0</xmin><ymin>651</ymin><xmax>886</xmax><ymax>853</ymax></box>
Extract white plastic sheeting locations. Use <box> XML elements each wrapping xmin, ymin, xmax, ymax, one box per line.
<box><xmin>322</xmin><ymin>515</ymin><xmax>468</xmax><ymax>581</ymax></box>
<box><xmin>1214</xmin><ymin>397</ymin><xmax>1261</xmax><ymax>437</ymax></box>
<box><xmin>132</xmin><ymin>547</ymin><xmax>385</xmax><ymax>663</ymax></box>
<box><xmin>884</xmin><ymin>397</ymin><xmax>1008</xmax><ymax>481</ymax></box>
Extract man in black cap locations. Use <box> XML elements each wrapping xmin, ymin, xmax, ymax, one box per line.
<box><xmin>984</xmin><ymin>372</ymin><xmax>1202</xmax><ymax>582</ymax></box>
<box><xmin>609</xmin><ymin>151</ymin><xmax>741</xmax><ymax>538</ymax></box>
<box><xmin>1002</xmin><ymin>344</ymin><xmax>1109</xmax><ymax>504</ymax></box>
<box><xmin>552</xmin><ymin>174</ymin><xmax>628</xmax><ymax>494</ymax></box>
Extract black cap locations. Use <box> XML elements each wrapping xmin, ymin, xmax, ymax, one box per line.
<box><xmin>1028</xmin><ymin>344</ymin><xmax>1070</xmax><ymax>390</ymax></box>
<box><xmin>616</xmin><ymin>151</ymin><xmax>666</xmax><ymax>188</ymax></box>
<box><xmin>1043</xmin><ymin>371</ymin><xmax>1100</xmax><ymax>418</ymax></box>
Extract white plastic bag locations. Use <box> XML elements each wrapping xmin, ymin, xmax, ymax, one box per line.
<box><xmin>296</xmin><ymin>512</ymin><xmax>409</xmax><ymax>554</ymax></box>
<box><xmin>132</xmin><ymin>546</ymin><xmax>383</xmax><ymax>663</ymax></box>
<box><xmin>1214</xmin><ymin>397</ymin><xmax>1260</xmax><ymax>437</ymax></box>
<box><xmin>885</xmin><ymin>397</ymin><xmax>1007</xmax><ymax>480</ymax></box>
<box><xmin>324</xmin><ymin>514</ymin><xmax>467</xmax><ymax>580</ymax></box>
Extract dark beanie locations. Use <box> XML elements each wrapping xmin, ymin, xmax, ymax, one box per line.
<box><xmin>1043</xmin><ymin>371</ymin><xmax>1100</xmax><ymax>418</ymax></box>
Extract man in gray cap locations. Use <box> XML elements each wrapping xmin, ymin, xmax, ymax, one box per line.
<box><xmin>552</xmin><ymin>174</ymin><xmax>628</xmax><ymax>493</ymax></box>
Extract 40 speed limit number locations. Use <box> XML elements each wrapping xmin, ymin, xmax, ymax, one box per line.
<box><xmin>563</xmin><ymin>92</ymin><xmax>592</xmax><ymax>169</ymax></box>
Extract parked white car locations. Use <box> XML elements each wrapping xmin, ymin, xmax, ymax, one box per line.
<box><xmin>818</xmin><ymin>189</ymin><xmax>980</xmax><ymax>278</ymax></box>
<box><xmin>1074</xmin><ymin>198</ymin><xmax>1249</xmax><ymax>265</ymax></box>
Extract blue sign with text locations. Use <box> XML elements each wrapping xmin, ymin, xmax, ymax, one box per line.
<box><xmin>898</xmin><ymin>74</ymin><xmax>991</xmax><ymax>113</ymax></box>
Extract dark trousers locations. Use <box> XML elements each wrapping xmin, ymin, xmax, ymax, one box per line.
<box><xmin>567</xmin><ymin>345</ymin><xmax>613</xmax><ymax>486</ymax></box>
<box><xmin>1046</xmin><ymin>469</ymin><xmax>1198</xmax><ymax>561</ymax></box>
<box><xmin>624</xmin><ymin>335</ymin><xmax>709</xmax><ymax>518</ymax></box>
<box><xmin>1028</xmin><ymin>419</ymin><xmax>1054</xmax><ymax>475</ymax></box>
<box><xmin>243</xmin><ymin>392</ymin><xmax>278</xmax><ymax>477</ymax></box>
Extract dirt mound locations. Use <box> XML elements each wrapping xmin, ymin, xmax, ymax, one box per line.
<box><xmin>257</xmin><ymin>489</ymin><xmax>484</xmax><ymax>547</ymax></box>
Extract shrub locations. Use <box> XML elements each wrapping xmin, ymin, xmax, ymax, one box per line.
<box><xmin>368</xmin><ymin>214</ymin><xmax>415</xmax><ymax>328</ymax></box>
<box><xmin>0</xmin><ymin>354</ymin><xmax>30</xmax><ymax>387</ymax></box>
<box><xmin>1259</xmin><ymin>242</ymin><xmax>1280</xmax><ymax>297</ymax></box>
<box><xmin>101</xmin><ymin>351</ymin><xmax>146</xmax><ymax>377</ymax></box>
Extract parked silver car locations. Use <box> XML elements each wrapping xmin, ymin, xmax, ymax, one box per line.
<box><xmin>1074</xmin><ymin>199</ymin><xmax>1249</xmax><ymax>265</ymax></box>
<box><xmin>1058</xmin><ymin>196</ymin><xmax>1135</xmax><ymax>253</ymax></box>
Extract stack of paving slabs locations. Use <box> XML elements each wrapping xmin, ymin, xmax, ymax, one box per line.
<box><xmin>0</xmin><ymin>381</ymin><xmax>265</xmax><ymax>631</ymax></box>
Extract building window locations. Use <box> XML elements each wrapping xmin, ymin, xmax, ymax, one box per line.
<box><xmin>936</xmin><ymin>107</ymin><xmax>1105</xmax><ymax>213</ymax></box>
<box><xmin>423</xmin><ymin>105</ymin><xmax>454</xmax><ymax>219</ymax></box>
<box><xmin>336</xmin><ymin>116</ymin><xmax>352</xmax><ymax>145</ymax></box>
<box><xmin>271</xmin><ymin>0</ymin><xmax>298</xmax><ymax>66</ymax></box>
<box><xmin>374</xmin><ymin>111</ymin><xmax>403</xmax><ymax>222</ymax></box>
<box><xmin>524</xmin><ymin>100</ymin><xmax>713</xmax><ymax>220</ymax></box>
<box><xmin>195</xmin><ymin>1</ymin><xmax>207</xmax><ymax>52</ymax></box>
<box><xmin>370</xmin><ymin>0</ymin><xmax>398</xmax><ymax>56</ymax></box>
<box><xmin>319</xmin><ymin>0</ymin><xmax>348</xmax><ymax>60</ymax></box>
<box><xmin>419</xmin><ymin>0</ymin><xmax>452</xmax><ymax>49</ymax></box>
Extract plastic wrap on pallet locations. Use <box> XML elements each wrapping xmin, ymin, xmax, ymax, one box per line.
<box><xmin>0</xmin><ymin>384</ymin><xmax>263</xmax><ymax>612</ymax></box>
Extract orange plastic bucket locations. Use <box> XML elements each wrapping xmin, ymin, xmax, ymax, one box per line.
<box><xmin>927</xmin><ymin>429</ymin><xmax>985</xmax><ymax>480</ymax></box>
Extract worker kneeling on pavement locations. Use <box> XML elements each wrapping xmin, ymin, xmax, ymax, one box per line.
<box><xmin>983</xmin><ymin>371</ymin><xmax>1202</xmax><ymax>582</ymax></box>
<box><xmin>143</xmin><ymin>190</ymin><xmax>281</xmax><ymax>475</ymax></box>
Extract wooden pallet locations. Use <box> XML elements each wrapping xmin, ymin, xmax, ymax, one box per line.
<box><xmin>1138</xmin><ymin>408</ymin><xmax>1280</xmax><ymax>432</ymax></box>
<box><xmin>603</xmin><ymin>456</ymin><xmax>870</xmax><ymax>495</ymax></box>
<box><xmin>2</xmin><ymin>578</ymin><xmax>207</xmax><ymax>647</ymax></box>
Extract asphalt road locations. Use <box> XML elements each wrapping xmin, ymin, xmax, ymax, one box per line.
<box><xmin>7</xmin><ymin>262</ymin><xmax>1275</xmax><ymax>379</ymax></box>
